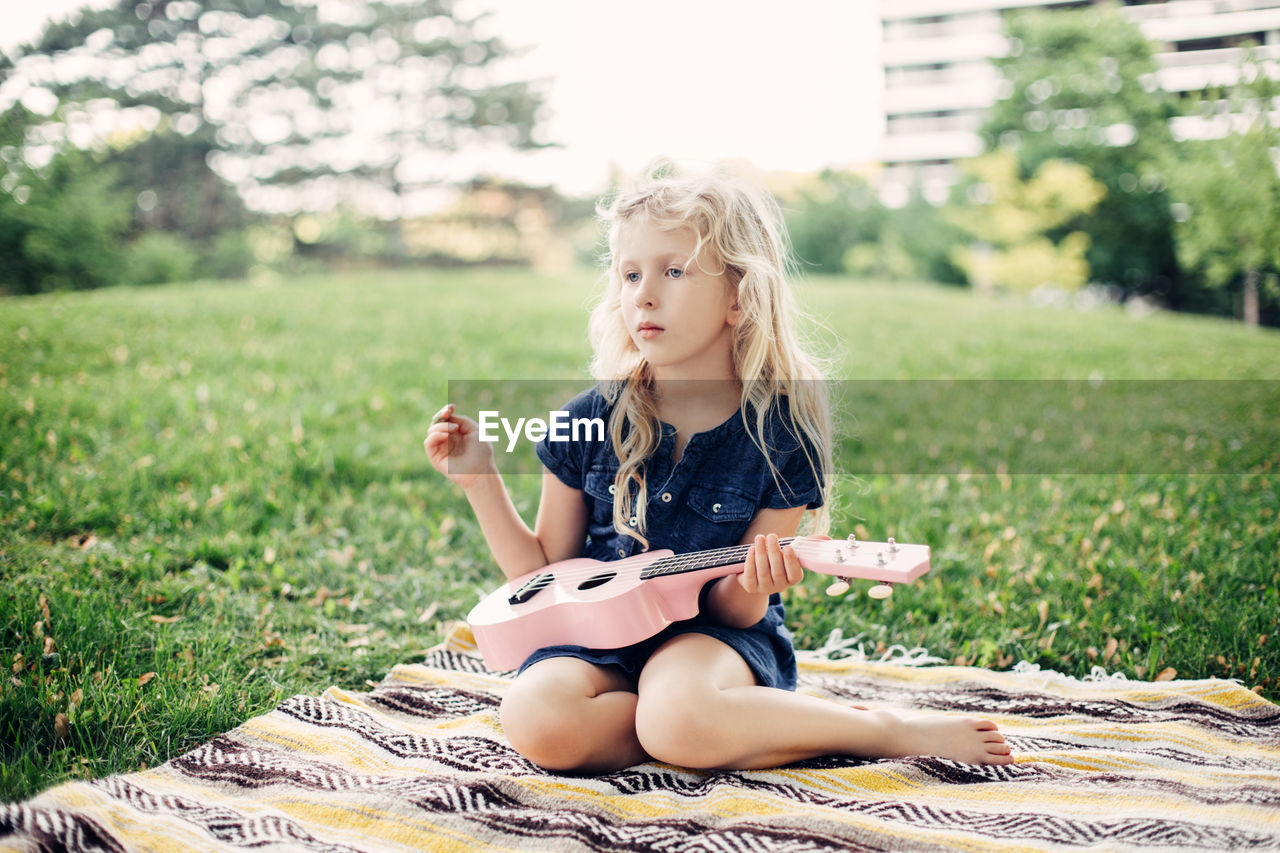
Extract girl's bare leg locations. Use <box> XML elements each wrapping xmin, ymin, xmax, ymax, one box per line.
<box><xmin>500</xmin><ymin>657</ymin><xmax>649</xmax><ymax>773</ymax></box>
<box><xmin>634</xmin><ymin>634</ymin><xmax>1014</xmax><ymax>771</ymax></box>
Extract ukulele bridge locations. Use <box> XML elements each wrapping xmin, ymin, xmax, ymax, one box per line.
<box><xmin>508</xmin><ymin>572</ymin><xmax>554</xmax><ymax>605</ymax></box>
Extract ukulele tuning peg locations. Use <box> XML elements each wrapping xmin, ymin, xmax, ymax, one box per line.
<box><xmin>825</xmin><ymin>578</ymin><xmax>851</xmax><ymax>597</ymax></box>
<box><xmin>888</xmin><ymin>537</ymin><xmax>898</xmax><ymax>554</ymax></box>
<box><xmin>868</xmin><ymin>583</ymin><xmax>894</xmax><ymax>600</ymax></box>
<box><xmin>846</xmin><ymin>534</ymin><xmax>858</xmax><ymax>549</ymax></box>
<box><xmin>833</xmin><ymin>548</ymin><xmax>846</xmax><ymax>563</ymax></box>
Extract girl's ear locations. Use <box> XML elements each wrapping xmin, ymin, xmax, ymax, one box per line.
<box><xmin>725</xmin><ymin>267</ymin><xmax>745</xmax><ymax>326</ymax></box>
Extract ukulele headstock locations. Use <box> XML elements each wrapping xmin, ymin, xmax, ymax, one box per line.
<box><xmin>792</xmin><ymin>535</ymin><xmax>931</xmax><ymax>598</ymax></box>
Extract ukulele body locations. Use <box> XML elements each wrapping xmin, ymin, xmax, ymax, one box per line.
<box><xmin>468</xmin><ymin>550</ymin><xmax>718</xmax><ymax>672</ymax></box>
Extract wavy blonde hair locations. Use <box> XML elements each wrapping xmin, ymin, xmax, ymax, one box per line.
<box><xmin>586</xmin><ymin>166</ymin><xmax>833</xmax><ymax>548</ymax></box>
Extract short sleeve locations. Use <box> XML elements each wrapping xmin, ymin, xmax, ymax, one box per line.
<box><xmin>759</xmin><ymin>406</ymin><xmax>825</xmax><ymax>511</ymax></box>
<box><xmin>534</xmin><ymin>386</ymin><xmax>606</xmax><ymax>490</ymax></box>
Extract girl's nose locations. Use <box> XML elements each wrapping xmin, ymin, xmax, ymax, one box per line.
<box><xmin>633</xmin><ymin>276</ymin><xmax>658</xmax><ymax>309</ymax></box>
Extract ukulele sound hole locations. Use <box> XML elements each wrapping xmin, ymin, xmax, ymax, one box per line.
<box><xmin>577</xmin><ymin>572</ymin><xmax>616</xmax><ymax>591</ymax></box>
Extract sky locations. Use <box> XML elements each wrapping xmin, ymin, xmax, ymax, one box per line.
<box><xmin>2</xmin><ymin>0</ymin><xmax>885</xmax><ymax>196</ymax></box>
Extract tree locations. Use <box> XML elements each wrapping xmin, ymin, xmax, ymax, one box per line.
<box><xmin>0</xmin><ymin>143</ymin><xmax>133</xmax><ymax>293</ymax></box>
<box><xmin>948</xmin><ymin>149</ymin><xmax>1105</xmax><ymax>294</ymax></box>
<box><xmin>0</xmin><ymin>0</ymin><xmax>548</xmax><ymax>218</ymax></box>
<box><xmin>781</xmin><ymin>171</ymin><xmax>967</xmax><ymax>285</ymax></box>
<box><xmin>784</xmin><ymin>170</ymin><xmax>886</xmax><ymax>274</ymax></box>
<box><xmin>982</xmin><ymin>4</ymin><xmax>1180</xmax><ymax>300</ymax></box>
<box><xmin>878</xmin><ymin>187</ymin><xmax>968</xmax><ymax>286</ymax></box>
<box><xmin>108</xmin><ymin>128</ymin><xmax>250</xmax><ymax>242</ymax></box>
<box><xmin>1164</xmin><ymin>53</ymin><xmax>1280</xmax><ymax>326</ymax></box>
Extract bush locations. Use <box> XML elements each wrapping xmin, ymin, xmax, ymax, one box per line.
<box><xmin>123</xmin><ymin>231</ymin><xmax>199</xmax><ymax>285</ymax></box>
<box><xmin>0</xmin><ymin>150</ymin><xmax>131</xmax><ymax>293</ymax></box>
<box><xmin>784</xmin><ymin>171</ymin><xmax>885</xmax><ymax>274</ymax></box>
<box><xmin>883</xmin><ymin>194</ymin><xmax>970</xmax><ymax>285</ymax></box>
<box><xmin>783</xmin><ymin>172</ymin><xmax>968</xmax><ymax>285</ymax></box>
<box><xmin>201</xmin><ymin>229</ymin><xmax>257</xmax><ymax>280</ymax></box>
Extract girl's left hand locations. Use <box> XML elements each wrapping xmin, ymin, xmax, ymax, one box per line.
<box><xmin>738</xmin><ymin>533</ymin><xmax>804</xmax><ymax>596</ymax></box>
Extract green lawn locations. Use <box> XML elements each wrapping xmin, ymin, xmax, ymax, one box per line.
<box><xmin>2</xmin><ymin>267</ymin><xmax>1277</xmax><ymax>802</ymax></box>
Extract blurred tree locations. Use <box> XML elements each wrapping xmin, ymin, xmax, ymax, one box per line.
<box><xmin>785</xmin><ymin>169</ymin><xmax>885</xmax><ymax>274</ymax></box>
<box><xmin>1164</xmin><ymin>53</ymin><xmax>1280</xmax><ymax>326</ymax></box>
<box><xmin>881</xmin><ymin>187</ymin><xmax>968</xmax><ymax>285</ymax></box>
<box><xmin>982</xmin><ymin>4</ymin><xmax>1180</xmax><ymax>301</ymax></box>
<box><xmin>839</xmin><ymin>188</ymin><xmax>968</xmax><ymax>285</ymax></box>
<box><xmin>0</xmin><ymin>101</ymin><xmax>252</xmax><ymax>290</ymax></box>
<box><xmin>0</xmin><ymin>0</ymin><xmax>548</xmax><ymax>221</ymax></box>
<box><xmin>109</xmin><ymin>129</ymin><xmax>249</xmax><ymax>242</ymax></box>
<box><xmin>949</xmin><ymin>149</ymin><xmax>1105</xmax><ymax>294</ymax></box>
<box><xmin>784</xmin><ymin>171</ymin><xmax>967</xmax><ymax>285</ymax></box>
<box><xmin>0</xmin><ymin>143</ymin><xmax>133</xmax><ymax>293</ymax></box>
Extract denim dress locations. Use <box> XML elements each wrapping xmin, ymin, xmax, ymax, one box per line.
<box><xmin>525</xmin><ymin>384</ymin><xmax>824</xmax><ymax>690</ymax></box>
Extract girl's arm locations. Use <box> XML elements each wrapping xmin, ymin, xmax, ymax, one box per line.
<box><xmin>426</xmin><ymin>404</ymin><xmax>587</xmax><ymax>581</ymax></box>
<box><xmin>703</xmin><ymin>506</ymin><xmax>807</xmax><ymax>629</ymax></box>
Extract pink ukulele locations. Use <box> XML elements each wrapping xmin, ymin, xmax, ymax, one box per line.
<box><xmin>467</xmin><ymin>536</ymin><xmax>930</xmax><ymax>671</ymax></box>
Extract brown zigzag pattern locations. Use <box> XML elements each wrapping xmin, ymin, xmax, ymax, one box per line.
<box><xmin>846</xmin><ymin>800</ymin><xmax>1275</xmax><ymax>849</ymax></box>
<box><xmin>930</xmin><ymin>688</ymin><xmax>1280</xmax><ymax>735</ymax></box>
<box><xmin>956</xmin><ymin>760</ymin><xmax>1280</xmax><ymax>807</ymax></box>
<box><xmin>173</xmin><ymin>736</ymin><xmax>389</xmax><ymax>793</ymax></box>
<box><xmin>601</xmin><ymin>766</ymin><xmax>1279</xmax><ymax>849</ymax></box>
<box><xmin>170</xmin><ymin>745</ymin><xmax>890</xmax><ymax>853</ymax></box>
<box><xmin>813</xmin><ymin>678</ymin><xmax>1280</xmax><ymax>737</ymax></box>
<box><xmin>276</xmin><ymin>694</ymin><xmax>538</xmax><ymax>774</ymax></box>
<box><xmin>173</xmin><ymin>735</ymin><xmax>536</xmax><ymax>808</ymax></box>
<box><xmin>405</xmin><ymin>767</ymin><xmax>1276</xmax><ymax>852</ymax></box>
<box><xmin>0</xmin><ymin>805</ymin><xmax>126</xmax><ymax>853</ymax></box>
<box><xmin>419</xmin><ymin>649</ymin><xmax>501</xmax><ymax>675</ymax></box>
<box><xmin>417</xmin><ymin>798</ymin><xmax>885</xmax><ymax>853</ymax></box>
<box><xmin>365</xmin><ymin>685</ymin><xmax>499</xmax><ymax>719</ymax></box>
<box><xmin>87</xmin><ymin>777</ymin><xmax>362</xmax><ymax>853</ymax></box>
<box><xmin>999</xmin><ymin>733</ymin><xmax>1280</xmax><ymax>773</ymax></box>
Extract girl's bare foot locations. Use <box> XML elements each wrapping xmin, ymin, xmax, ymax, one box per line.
<box><xmin>874</xmin><ymin>710</ymin><xmax>1014</xmax><ymax>765</ymax></box>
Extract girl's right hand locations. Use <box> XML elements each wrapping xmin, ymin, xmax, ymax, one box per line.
<box><xmin>424</xmin><ymin>403</ymin><xmax>496</xmax><ymax>491</ymax></box>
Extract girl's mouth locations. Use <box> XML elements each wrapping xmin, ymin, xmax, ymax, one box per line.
<box><xmin>638</xmin><ymin>323</ymin><xmax>664</xmax><ymax>340</ymax></box>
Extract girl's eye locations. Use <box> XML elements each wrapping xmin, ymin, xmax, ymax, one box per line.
<box><xmin>668</xmin><ymin>267</ymin><xmax>683</xmax><ymax>279</ymax></box>
<box><xmin>624</xmin><ymin>271</ymin><xmax>640</xmax><ymax>284</ymax></box>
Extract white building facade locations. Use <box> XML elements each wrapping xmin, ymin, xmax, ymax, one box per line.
<box><xmin>878</xmin><ymin>0</ymin><xmax>1280</xmax><ymax>203</ymax></box>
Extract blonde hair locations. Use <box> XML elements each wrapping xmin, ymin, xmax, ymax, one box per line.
<box><xmin>587</xmin><ymin>165</ymin><xmax>833</xmax><ymax>547</ymax></box>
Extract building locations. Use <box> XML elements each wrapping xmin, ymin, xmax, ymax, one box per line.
<box><xmin>878</xmin><ymin>0</ymin><xmax>1280</xmax><ymax>204</ymax></box>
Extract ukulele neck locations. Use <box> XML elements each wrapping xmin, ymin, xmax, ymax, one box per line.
<box><xmin>639</xmin><ymin>537</ymin><xmax>798</xmax><ymax>581</ymax></box>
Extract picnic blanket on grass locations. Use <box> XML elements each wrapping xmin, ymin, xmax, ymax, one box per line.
<box><xmin>3</xmin><ymin>624</ymin><xmax>1278</xmax><ymax>852</ymax></box>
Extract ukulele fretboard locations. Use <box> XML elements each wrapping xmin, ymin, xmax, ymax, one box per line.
<box><xmin>506</xmin><ymin>538</ymin><xmax>800</xmax><ymax>606</ymax></box>
<box><xmin>639</xmin><ymin>538</ymin><xmax>797</xmax><ymax>580</ymax></box>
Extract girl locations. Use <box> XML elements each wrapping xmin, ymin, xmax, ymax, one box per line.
<box><xmin>426</xmin><ymin>169</ymin><xmax>1013</xmax><ymax>773</ymax></box>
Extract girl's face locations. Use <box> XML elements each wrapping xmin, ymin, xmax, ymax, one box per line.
<box><xmin>616</xmin><ymin>217</ymin><xmax>740</xmax><ymax>382</ymax></box>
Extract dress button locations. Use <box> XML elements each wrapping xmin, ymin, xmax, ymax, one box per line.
<box><xmin>608</xmin><ymin>484</ymin><xmax>616</xmax><ymax>495</ymax></box>
<box><xmin>712</xmin><ymin>503</ymin><xmax>722</xmax><ymax>513</ymax></box>
<box><xmin>629</xmin><ymin>516</ymin><xmax>638</xmax><ymax>527</ymax></box>
<box><xmin>617</xmin><ymin>547</ymin><xmax>626</xmax><ymax>557</ymax></box>
<box><xmin>661</xmin><ymin>492</ymin><xmax>672</xmax><ymax>502</ymax></box>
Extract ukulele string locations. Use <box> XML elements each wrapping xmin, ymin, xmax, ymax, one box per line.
<box><xmin>506</xmin><ymin>537</ymin><xmax>802</xmax><ymax>588</ymax></box>
<box><xmin>512</xmin><ymin>546</ymin><xmax>752</xmax><ymax>587</ymax></box>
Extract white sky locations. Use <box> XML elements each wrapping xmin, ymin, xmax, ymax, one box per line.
<box><xmin>2</xmin><ymin>0</ymin><xmax>885</xmax><ymax>196</ymax></box>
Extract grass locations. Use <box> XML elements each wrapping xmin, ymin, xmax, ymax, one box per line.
<box><xmin>2</xmin><ymin>267</ymin><xmax>1277</xmax><ymax>802</ymax></box>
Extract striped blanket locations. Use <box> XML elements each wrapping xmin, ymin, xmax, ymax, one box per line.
<box><xmin>3</xmin><ymin>625</ymin><xmax>1278</xmax><ymax>852</ymax></box>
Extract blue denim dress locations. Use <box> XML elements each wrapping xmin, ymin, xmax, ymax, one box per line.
<box><xmin>525</xmin><ymin>384</ymin><xmax>823</xmax><ymax>690</ymax></box>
